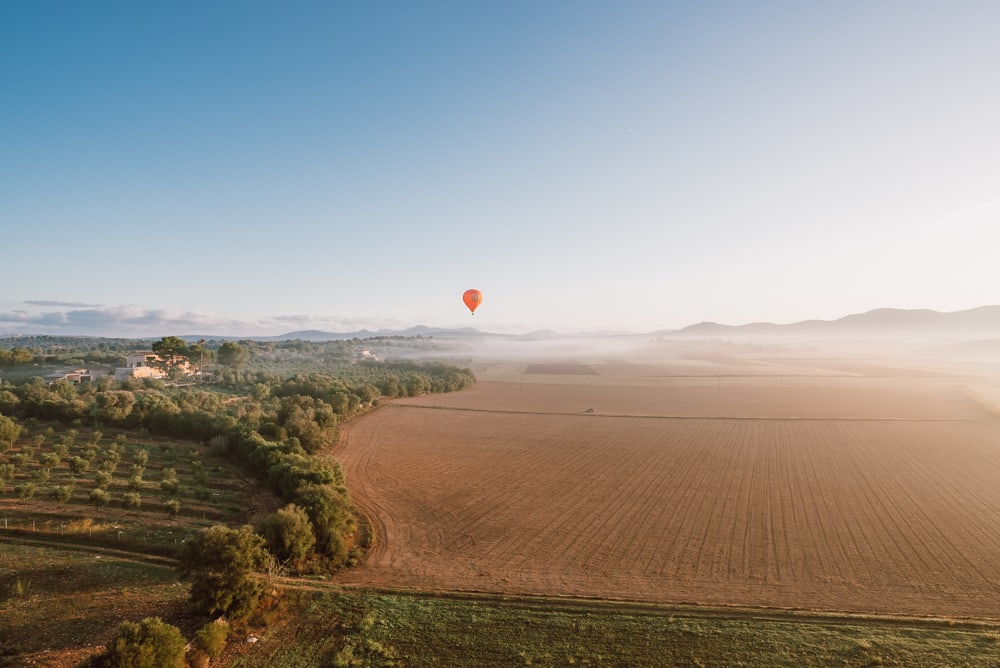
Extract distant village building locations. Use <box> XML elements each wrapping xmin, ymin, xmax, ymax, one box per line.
<box><xmin>114</xmin><ymin>350</ymin><xmax>165</xmax><ymax>381</ymax></box>
<box><xmin>45</xmin><ymin>368</ymin><xmax>94</xmax><ymax>384</ymax></box>
<box><xmin>353</xmin><ymin>348</ymin><xmax>380</xmax><ymax>362</ymax></box>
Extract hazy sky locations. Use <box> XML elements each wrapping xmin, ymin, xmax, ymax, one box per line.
<box><xmin>3</xmin><ymin>1</ymin><xmax>999</xmax><ymax>337</ymax></box>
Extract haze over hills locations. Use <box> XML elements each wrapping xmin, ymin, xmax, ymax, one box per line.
<box><xmin>165</xmin><ymin>305</ymin><xmax>999</xmax><ymax>343</ymax></box>
<box><xmin>2</xmin><ymin>306</ymin><xmax>998</xmax><ymax>343</ymax></box>
<box><xmin>670</xmin><ymin>305</ymin><xmax>1000</xmax><ymax>340</ymax></box>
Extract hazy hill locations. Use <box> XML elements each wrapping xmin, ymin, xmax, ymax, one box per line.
<box><xmin>670</xmin><ymin>305</ymin><xmax>1000</xmax><ymax>340</ymax></box>
<box><xmin>62</xmin><ymin>305</ymin><xmax>1000</xmax><ymax>344</ymax></box>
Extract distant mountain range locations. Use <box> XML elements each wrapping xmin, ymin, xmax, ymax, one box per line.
<box><xmin>4</xmin><ymin>306</ymin><xmax>997</xmax><ymax>343</ymax></box>
<box><xmin>665</xmin><ymin>305</ymin><xmax>1000</xmax><ymax>339</ymax></box>
<box><xmin>171</xmin><ymin>305</ymin><xmax>1000</xmax><ymax>342</ymax></box>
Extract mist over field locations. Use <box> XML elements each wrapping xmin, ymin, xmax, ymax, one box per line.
<box><xmin>396</xmin><ymin>305</ymin><xmax>1000</xmax><ymax>420</ymax></box>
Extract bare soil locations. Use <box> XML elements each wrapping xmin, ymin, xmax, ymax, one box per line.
<box><xmin>335</xmin><ymin>366</ymin><xmax>1000</xmax><ymax>619</ymax></box>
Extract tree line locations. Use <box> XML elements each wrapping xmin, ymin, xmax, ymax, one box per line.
<box><xmin>0</xmin><ymin>334</ymin><xmax>475</xmax><ymax>633</ymax></box>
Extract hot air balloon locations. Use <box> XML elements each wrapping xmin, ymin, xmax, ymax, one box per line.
<box><xmin>463</xmin><ymin>289</ymin><xmax>483</xmax><ymax>314</ymax></box>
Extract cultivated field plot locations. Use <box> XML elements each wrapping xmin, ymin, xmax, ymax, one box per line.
<box><xmin>392</xmin><ymin>377</ymin><xmax>986</xmax><ymax>420</ymax></box>
<box><xmin>336</xmin><ymin>376</ymin><xmax>1000</xmax><ymax>619</ymax></box>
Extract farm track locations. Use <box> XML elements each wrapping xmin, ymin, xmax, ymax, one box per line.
<box><xmin>0</xmin><ymin>532</ymin><xmax>178</xmax><ymax>568</ymax></box>
<box><xmin>392</xmin><ymin>403</ymin><xmax>990</xmax><ymax>422</ymax></box>
<box><xmin>9</xmin><ymin>529</ymin><xmax>1000</xmax><ymax>635</ymax></box>
<box><xmin>334</xmin><ymin>383</ymin><xmax>1000</xmax><ymax>620</ymax></box>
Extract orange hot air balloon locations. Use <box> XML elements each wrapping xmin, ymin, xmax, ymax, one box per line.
<box><xmin>463</xmin><ymin>289</ymin><xmax>483</xmax><ymax>314</ymax></box>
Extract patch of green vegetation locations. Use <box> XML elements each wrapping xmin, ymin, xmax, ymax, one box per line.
<box><xmin>0</xmin><ymin>543</ymin><xmax>189</xmax><ymax>662</ymax></box>
<box><xmin>232</xmin><ymin>590</ymin><xmax>1000</xmax><ymax>668</ymax></box>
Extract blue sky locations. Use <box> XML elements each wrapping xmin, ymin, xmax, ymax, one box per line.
<box><xmin>3</xmin><ymin>1</ymin><xmax>999</xmax><ymax>337</ymax></box>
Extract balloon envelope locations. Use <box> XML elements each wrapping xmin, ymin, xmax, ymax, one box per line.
<box><xmin>463</xmin><ymin>289</ymin><xmax>483</xmax><ymax>314</ymax></box>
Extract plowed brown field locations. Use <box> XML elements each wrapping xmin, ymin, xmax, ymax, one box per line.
<box><xmin>335</xmin><ymin>369</ymin><xmax>1000</xmax><ymax>619</ymax></box>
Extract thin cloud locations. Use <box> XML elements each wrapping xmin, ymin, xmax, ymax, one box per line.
<box><xmin>24</xmin><ymin>300</ymin><xmax>103</xmax><ymax>308</ymax></box>
<box><xmin>927</xmin><ymin>196</ymin><xmax>1000</xmax><ymax>230</ymax></box>
<box><xmin>0</xmin><ymin>304</ymin><xmax>402</xmax><ymax>338</ymax></box>
<box><xmin>259</xmin><ymin>314</ymin><xmax>409</xmax><ymax>332</ymax></box>
<box><xmin>0</xmin><ymin>305</ymin><xmax>246</xmax><ymax>337</ymax></box>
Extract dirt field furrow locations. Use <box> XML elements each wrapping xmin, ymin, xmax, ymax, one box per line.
<box><xmin>337</xmin><ymin>373</ymin><xmax>1000</xmax><ymax>619</ymax></box>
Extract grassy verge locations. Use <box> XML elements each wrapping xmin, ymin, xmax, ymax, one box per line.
<box><xmin>226</xmin><ymin>589</ymin><xmax>1000</xmax><ymax>667</ymax></box>
<box><xmin>0</xmin><ymin>543</ymin><xmax>194</xmax><ymax>666</ymax></box>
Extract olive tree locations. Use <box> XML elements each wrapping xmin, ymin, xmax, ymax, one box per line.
<box><xmin>177</xmin><ymin>525</ymin><xmax>269</xmax><ymax>620</ymax></box>
<box><xmin>0</xmin><ymin>414</ymin><xmax>20</xmax><ymax>451</ymax></box>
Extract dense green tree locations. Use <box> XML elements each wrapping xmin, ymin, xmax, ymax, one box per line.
<box><xmin>294</xmin><ymin>484</ymin><xmax>354</xmax><ymax>565</ymax></box>
<box><xmin>104</xmin><ymin>617</ymin><xmax>186</xmax><ymax>668</ymax></box>
<box><xmin>0</xmin><ymin>347</ymin><xmax>34</xmax><ymax>367</ymax></box>
<box><xmin>216</xmin><ymin>341</ymin><xmax>249</xmax><ymax>370</ymax></box>
<box><xmin>94</xmin><ymin>390</ymin><xmax>136</xmax><ymax>422</ymax></box>
<box><xmin>276</xmin><ymin>395</ymin><xmax>336</xmax><ymax>453</ymax></box>
<box><xmin>177</xmin><ymin>525</ymin><xmax>268</xmax><ymax>620</ymax></box>
<box><xmin>260</xmin><ymin>503</ymin><xmax>316</xmax><ymax>571</ymax></box>
<box><xmin>0</xmin><ymin>389</ymin><xmax>20</xmax><ymax>414</ymax></box>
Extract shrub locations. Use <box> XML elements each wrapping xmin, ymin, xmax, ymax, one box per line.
<box><xmin>193</xmin><ymin>618</ymin><xmax>230</xmax><ymax>658</ymax></box>
<box><xmin>69</xmin><ymin>456</ymin><xmax>90</xmax><ymax>475</ymax></box>
<box><xmin>94</xmin><ymin>471</ymin><xmax>112</xmax><ymax>488</ymax></box>
<box><xmin>51</xmin><ymin>485</ymin><xmax>73</xmax><ymax>503</ymax></box>
<box><xmin>104</xmin><ymin>616</ymin><xmax>185</xmax><ymax>668</ymax></box>
<box><xmin>165</xmin><ymin>499</ymin><xmax>181</xmax><ymax>517</ymax></box>
<box><xmin>15</xmin><ymin>483</ymin><xmax>36</xmax><ymax>500</ymax></box>
<box><xmin>160</xmin><ymin>479</ymin><xmax>179</xmax><ymax>495</ymax></box>
<box><xmin>123</xmin><ymin>492</ymin><xmax>142</xmax><ymax>509</ymax></box>
<box><xmin>39</xmin><ymin>452</ymin><xmax>60</xmax><ymax>468</ymax></box>
<box><xmin>90</xmin><ymin>488</ymin><xmax>110</xmax><ymax>508</ymax></box>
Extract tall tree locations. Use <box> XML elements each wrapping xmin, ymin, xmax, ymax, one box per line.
<box><xmin>260</xmin><ymin>503</ymin><xmax>316</xmax><ymax>572</ymax></box>
<box><xmin>216</xmin><ymin>341</ymin><xmax>249</xmax><ymax>370</ymax></box>
<box><xmin>0</xmin><ymin>414</ymin><xmax>20</xmax><ymax>451</ymax></box>
<box><xmin>189</xmin><ymin>338</ymin><xmax>212</xmax><ymax>382</ymax></box>
<box><xmin>150</xmin><ymin>336</ymin><xmax>190</xmax><ymax>378</ymax></box>
<box><xmin>177</xmin><ymin>525</ymin><xmax>269</xmax><ymax>620</ymax></box>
